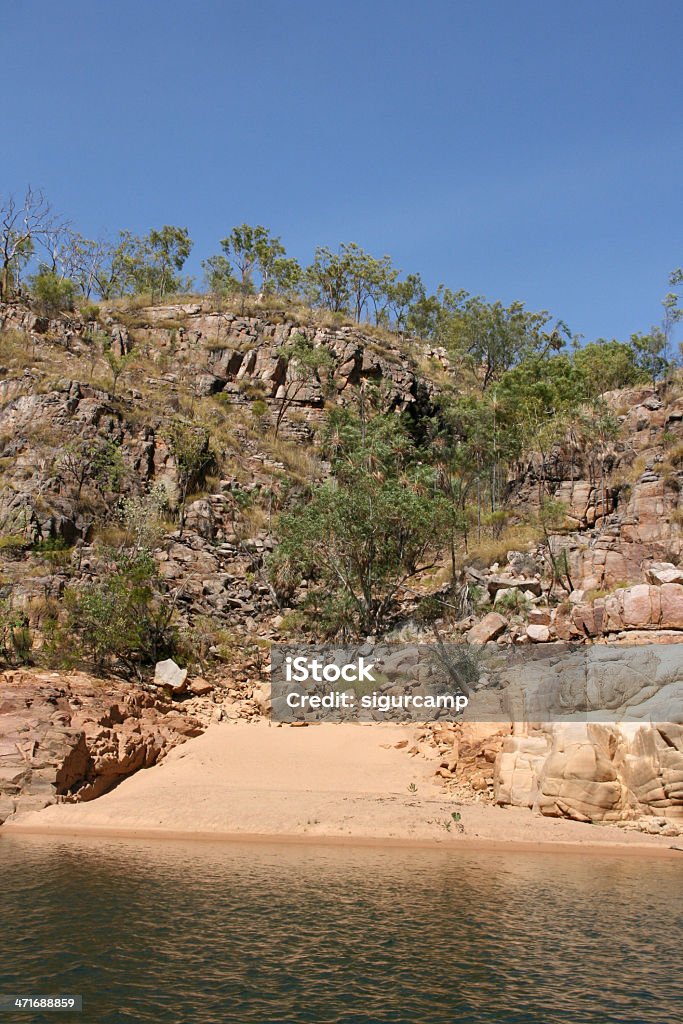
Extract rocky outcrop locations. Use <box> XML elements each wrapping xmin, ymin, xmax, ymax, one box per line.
<box><xmin>557</xmin><ymin>582</ymin><xmax>683</xmax><ymax>639</ymax></box>
<box><xmin>494</xmin><ymin>721</ymin><xmax>683</xmax><ymax>830</ymax></box>
<box><xmin>0</xmin><ymin>670</ymin><xmax>212</xmax><ymax>822</ymax></box>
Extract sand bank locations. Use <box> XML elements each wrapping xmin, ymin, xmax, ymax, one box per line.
<box><xmin>3</xmin><ymin>721</ymin><xmax>681</xmax><ymax>858</ymax></box>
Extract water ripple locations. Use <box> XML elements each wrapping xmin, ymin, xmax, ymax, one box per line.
<box><xmin>0</xmin><ymin>837</ymin><xmax>680</xmax><ymax>1023</ymax></box>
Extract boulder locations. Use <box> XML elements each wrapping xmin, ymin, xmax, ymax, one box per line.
<box><xmin>467</xmin><ymin>612</ymin><xmax>507</xmax><ymax>644</ymax></box>
<box><xmin>189</xmin><ymin>677</ymin><xmax>214</xmax><ymax>697</ymax></box>
<box><xmin>154</xmin><ymin>659</ymin><xmax>188</xmax><ymax>694</ymax></box>
<box><xmin>487</xmin><ymin>576</ymin><xmax>542</xmax><ymax>597</ymax></box>
<box><xmin>647</xmin><ymin>563</ymin><xmax>683</xmax><ymax>586</ymax></box>
<box><xmin>526</xmin><ymin>624</ymin><xmax>550</xmax><ymax>643</ymax></box>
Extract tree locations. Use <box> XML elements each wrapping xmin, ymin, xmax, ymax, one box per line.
<box><xmin>438</xmin><ymin>291</ymin><xmax>554</xmax><ymax>389</ymax></box>
<box><xmin>270</xmin><ymin>256</ymin><xmax>303</xmax><ymax>299</ymax></box>
<box><xmin>274</xmin><ymin>408</ymin><xmax>448</xmax><ymax>635</ymax></box>
<box><xmin>305</xmin><ymin>246</ymin><xmax>350</xmax><ymax>313</ymax></box>
<box><xmin>0</xmin><ymin>187</ymin><xmax>53</xmax><ymax>301</ymax></box>
<box><xmin>573</xmin><ymin>338</ymin><xmax>648</xmax><ymax>396</ymax></box>
<box><xmin>144</xmin><ymin>225</ymin><xmax>193</xmax><ymax>300</ymax></box>
<box><xmin>29</xmin><ymin>268</ymin><xmax>77</xmax><ymax>315</ymax></box>
<box><xmin>105</xmin><ymin>350</ymin><xmax>133</xmax><ymax>397</ymax></box>
<box><xmin>58</xmin><ymin>437</ymin><xmax>125</xmax><ymax>506</ymax></box>
<box><xmin>202</xmin><ymin>253</ymin><xmax>239</xmax><ymax>298</ymax></box>
<box><xmin>217</xmin><ymin>224</ymin><xmax>282</xmax><ymax>310</ymax></box>
<box><xmin>273</xmin><ymin>333</ymin><xmax>335</xmax><ymax>437</ymax></box>
<box><xmin>630</xmin><ymin>329</ymin><xmax>669</xmax><ymax>383</ymax></box>
<box><xmin>62</xmin><ymin>550</ymin><xmax>178</xmax><ymax>675</ymax></box>
<box><xmin>342</xmin><ymin>243</ymin><xmax>395</xmax><ymax>323</ymax></box>
<box><xmin>389</xmin><ymin>273</ymin><xmax>426</xmax><ymax>334</ymax></box>
<box><xmin>274</xmin><ymin>474</ymin><xmax>447</xmax><ymax>636</ymax></box>
<box><xmin>120</xmin><ymin>226</ymin><xmax>192</xmax><ymax>301</ymax></box>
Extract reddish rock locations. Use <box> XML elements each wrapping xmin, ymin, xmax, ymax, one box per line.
<box><xmin>467</xmin><ymin>612</ymin><xmax>507</xmax><ymax>644</ymax></box>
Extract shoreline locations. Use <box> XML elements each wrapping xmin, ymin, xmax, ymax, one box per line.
<box><xmin>3</xmin><ymin>820</ymin><xmax>683</xmax><ymax>859</ymax></box>
<box><xmin>4</xmin><ymin>721</ymin><xmax>681</xmax><ymax>860</ymax></box>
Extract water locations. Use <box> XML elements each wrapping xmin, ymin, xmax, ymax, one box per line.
<box><xmin>0</xmin><ymin>836</ymin><xmax>681</xmax><ymax>1024</ymax></box>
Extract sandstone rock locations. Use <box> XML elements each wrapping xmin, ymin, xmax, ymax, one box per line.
<box><xmin>487</xmin><ymin>576</ymin><xmax>542</xmax><ymax>597</ymax></box>
<box><xmin>189</xmin><ymin>678</ymin><xmax>213</xmax><ymax>697</ymax></box>
<box><xmin>526</xmin><ymin>624</ymin><xmax>550</xmax><ymax>643</ymax></box>
<box><xmin>467</xmin><ymin>612</ymin><xmax>507</xmax><ymax>644</ymax></box>
<box><xmin>154</xmin><ymin>659</ymin><xmax>188</xmax><ymax>694</ymax></box>
<box><xmin>647</xmin><ymin>563</ymin><xmax>683</xmax><ymax>586</ymax></box>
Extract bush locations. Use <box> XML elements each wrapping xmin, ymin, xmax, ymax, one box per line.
<box><xmin>80</xmin><ymin>303</ymin><xmax>101</xmax><ymax>323</ymax></box>
<box><xmin>0</xmin><ymin>599</ymin><xmax>32</xmax><ymax>665</ymax></box>
<box><xmin>58</xmin><ymin>550</ymin><xmax>178</xmax><ymax>675</ymax></box>
<box><xmin>29</xmin><ymin>269</ymin><xmax>77</xmax><ymax>316</ymax></box>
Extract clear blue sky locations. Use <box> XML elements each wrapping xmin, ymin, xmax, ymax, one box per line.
<box><xmin>2</xmin><ymin>0</ymin><xmax>681</xmax><ymax>343</ymax></box>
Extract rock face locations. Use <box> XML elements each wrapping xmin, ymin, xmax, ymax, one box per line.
<box><xmin>558</xmin><ymin>583</ymin><xmax>683</xmax><ymax>639</ymax></box>
<box><xmin>494</xmin><ymin>722</ymin><xmax>683</xmax><ymax>826</ymax></box>
<box><xmin>0</xmin><ymin>670</ymin><xmax>207</xmax><ymax>823</ymax></box>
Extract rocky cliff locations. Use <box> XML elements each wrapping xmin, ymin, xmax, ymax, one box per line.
<box><xmin>2</xmin><ymin>297</ymin><xmax>683</xmax><ymax>832</ymax></box>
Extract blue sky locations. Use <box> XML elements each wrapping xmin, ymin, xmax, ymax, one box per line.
<box><xmin>2</xmin><ymin>0</ymin><xmax>681</xmax><ymax>343</ymax></box>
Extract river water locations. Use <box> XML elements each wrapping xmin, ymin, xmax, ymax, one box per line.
<box><xmin>0</xmin><ymin>835</ymin><xmax>680</xmax><ymax>1023</ymax></box>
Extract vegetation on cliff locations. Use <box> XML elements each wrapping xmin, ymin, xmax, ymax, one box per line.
<box><xmin>0</xmin><ymin>185</ymin><xmax>682</xmax><ymax>670</ymax></box>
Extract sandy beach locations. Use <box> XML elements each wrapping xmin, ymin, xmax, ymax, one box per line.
<box><xmin>3</xmin><ymin>721</ymin><xmax>681</xmax><ymax>858</ymax></box>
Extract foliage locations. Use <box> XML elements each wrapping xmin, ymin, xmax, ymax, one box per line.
<box><xmin>58</xmin><ymin>437</ymin><xmax>126</xmax><ymax>504</ymax></box>
<box><xmin>28</xmin><ymin>268</ymin><xmax>76</xmax><ymax>315</ymax></box>
<box><xmin>629</xmin><ymin>328</ymin><xmax>670</xmax><ymax>383</ymax></box>
<box><xmin>104</xmin><ymin>350</ymin><xmax>133</xmax><ymax>396</ymax></box>
<box><xmin>116</xmin><ymin>484</ymin><xmax>169</xmax><ymax>552</ymax></box>
<box><xmin>0</xmin><ymin>598</ymin><xmax>32</xmax><ymax>665</ymax></box>
<box><xmin>120</xmin><ymin>226</ymin><xmax>193</xmax><ymax>301</ymax></box>
<box><xmin>273</xmin><ymin>408</ymin><xmax>448</xmax><ymax>635</ymax></box>
<box><xmin>573</xmin><ymin>338</ymin><xmax>649</xmax><ymax>395</ymax></box>
<box><xmin>164</xmin><ymin>419</ymin><xmax>214</xmax><ymax>529</ymax></box>
<box><xmin>59</xmin><ymin>550</ymin><xmax>178</xmax><ymax>675</ymax></box>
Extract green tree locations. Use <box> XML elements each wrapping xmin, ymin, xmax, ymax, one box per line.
<box><xmin>305</xmin><ymin>246</ymin><xmax>350</xmax><ymax>313</ymax></box>
<box><xmin>144</xmin><ymin>225</ymin><xmax>193</xmax><ymax>300</ymax></box>
<box><xmin>270</xmin><ymin>256</ymin><xmax>303</xmax><ymax>299</ymax></box>
<box><xmin>202</xmin><ymin>253</ymin><xmax>239</xmax><ymax>298</ymax></box>
<box><xmin>441</xmin><ymin>291</ymin><xmax>556</xmax><ymax>389</ymax></box>
<box><xmin>274</xmin><ymin>474</ymin><xmax>446</xmax><ymax>636</ymax></box>
<box><xmin>389</xmin><ymin>273</ymin><xmax>426</xmax><ymax>334</ymax></box>
<box><xmin>121</xmin><ymin>226</ymin><xmax>192</xmax><ymax>300</ymax></box>
<box><xmin>630</xmin><ymin>328</ymin><xmax>669</xmax><ymax>383</ymax></box>
<box><xmin>105</xmin><ymin>350</ymin><xmax>133</xmax><ymax>397</ymax></box>
<box><xmin>274</xmin><ymin>408</ymin><xmax>448</xmax><ymax>635</ymax></box>
<box><xmin>58</xmin><ymin>437</ymin><xmax>125</xmax><ymax>506</ymax></box>
<box><xmin>573</xmin><ymin>338</ymin><xmax>648</xmax><ymax>395</ymax></box>
<box><xmin>29</xmin><ymin>268</ymin><xmax>76</xmax><ymax>315</ymax></box>
<box><xmin>216</xmin><ymin>224</ymin><xmax>284</xmax><ymax>310</ymax></box>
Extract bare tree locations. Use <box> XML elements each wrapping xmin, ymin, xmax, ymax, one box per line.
<box><xmin>0</xmin><ymin>187</ymin><xmax>53</xmax><ymax>301</ymax></box>
<box><xmin>39</xmin><ymin>219</ymin><xmax>75</xmax><ymax>279</ymax></box>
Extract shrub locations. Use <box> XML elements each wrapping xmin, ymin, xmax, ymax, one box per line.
<box><xmin>29</xmin><ymin>269</ymin><xmax>77</xmax><ymax>316</ymax></box>
<box><xmin>0</xmin><ymin>599</ymin><xmax>32</xmax><ymax>665</ymax></box>
<box><xmin>59</xmin><ymin>550</ymin><xmax>178</xmax><ymax>675</ymax></box>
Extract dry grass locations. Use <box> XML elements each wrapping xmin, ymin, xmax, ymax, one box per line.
<box><xmin>458</xmin><ymin>523</ymin><xmax>543</xmax><ymax>569</ymax></box>
<box><xmin>260</xmin><ymin>436</ymin><xmax>323</xmax><ymax>482</ymax></box>
<box><xmin>609</xmin><ymin>453</ymin><xmax>650</xmax><ymax>490</ymax></box>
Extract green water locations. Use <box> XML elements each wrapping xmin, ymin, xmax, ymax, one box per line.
<box><xmin>0</xmin><ymin>836</ymin><xmax>680</xmax><ymax>1023</ymax></box>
